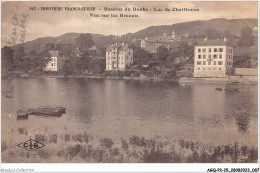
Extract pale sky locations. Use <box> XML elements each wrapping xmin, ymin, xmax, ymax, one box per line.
<box><xmin>1</xmin><ymin>1</ymin><xmax>258</xmax><ymax>46</ymax></box>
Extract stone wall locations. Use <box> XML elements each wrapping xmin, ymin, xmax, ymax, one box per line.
<box><xmin>179</xmin><ymin>75</ymin><xmax>258</xmax><ymax>83</ymax></box>
<box><xmin>234</xmin><ymin>68</ymin><xmax>258</xmax><ymax>76</ymax></box>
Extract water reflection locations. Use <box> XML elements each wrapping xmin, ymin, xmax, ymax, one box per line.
<box><xmin>1</xmin><ymin>78</ymin><xmax>258</xmax><ymax>146</ymax></box>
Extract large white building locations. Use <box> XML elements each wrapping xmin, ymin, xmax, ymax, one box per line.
<box><xmin>44</xmin><ymin>50</ymin><xmax>66</xmax><ymax>72</ymax></box>
<box><xmin>194</xmin><ymin>38</ymin><xmax>233</xmax><ymax>77</ymax></box>
<box><xmin>106</xmin><ymin>42</ymin><xmax>133</xmax><ymax>71</ymax></box>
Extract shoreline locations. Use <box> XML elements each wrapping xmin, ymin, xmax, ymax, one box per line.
<box><xmin>2</xmin><ymin>74</ymin><xmax>258</xmax><ymax>84</ymax></box>
<box><xmin>5</xmin><ymin>74</ymin><xmax>180</xmax><ymax>83</ymax></box>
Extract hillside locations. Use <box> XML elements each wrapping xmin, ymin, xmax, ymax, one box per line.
<box><xmin>11</xmin><ymin>18</ymin><xmax>257</xmax><ymax>53</ymax></box>
<box><xmin>11</xmin><ymin>33</ymin><xmax>116</xmax><ymax>53</ymax></box>
<box><xmin>119</xmin><ymin>18</ymin><xmax>257</xmax><ymax>42</ymax></box>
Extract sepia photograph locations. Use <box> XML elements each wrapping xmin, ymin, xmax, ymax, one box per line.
<box><xmin>1</xmin><ymin>0</ymin><xmax>258</xmax><ymax>168</ymax></box>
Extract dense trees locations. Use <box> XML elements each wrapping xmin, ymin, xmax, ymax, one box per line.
<box><xmin>132</xmin><ymin>46</ymin><xmax>150</xmax><ymax>67</ymax></box>
<box><xmin>2</xmin><ymin>46</ymin><xmax>14</xmax><ymax>70</ymax></box>
<box><xmin>75</xmin><ymin>33</ymin><xmax>94</xmax><ymax>52</ymax></box>
<box><xmin>238</xmin><ymin>26</ymin><xmax>254</xmax><ymax>47</ymax></box>
<box><xmin>156</xmin><ymin>46</ymin><xmax>169</xmax><ymax>67</ymax></box>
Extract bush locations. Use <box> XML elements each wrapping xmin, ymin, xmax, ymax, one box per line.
<box><xmin>35</xmin><ymin>134</ymin><xmax>46</xmax><ymax>144</ymax></box>
<box><xmin>1</xmin><ymin>141</ymin><xmax>7</xmax><ymax>152</ymax></box>
<box><xmin>121</xmin><ymin>139</ymin><xmax>129</xmax><ymax>150</ymax></box>
<box><xmin>100</xmin><ymin>138</ymin><xmax>114</xmax><ymax>149</ymax></box>
<box><xmin>50</xmin><ymin>134</ymin><xmax>58</xmax><ymax>143</ymax></box>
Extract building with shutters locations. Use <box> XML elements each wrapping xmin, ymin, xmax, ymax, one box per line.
<box><xmin>194</xmin><ymin>37</ymin><xmax>233</xmax><ymax>77</ymax></box>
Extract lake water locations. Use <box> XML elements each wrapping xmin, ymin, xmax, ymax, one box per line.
<box><xmin>2</xmin><ymin>78</ymin><xmax>258</xmax><ymax>146</ymax></box>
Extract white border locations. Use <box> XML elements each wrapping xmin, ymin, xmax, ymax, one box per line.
<box><xmin>0</xmin><ymin>0</ymin><xmax>259</xmax><ymax>172</ymax></box>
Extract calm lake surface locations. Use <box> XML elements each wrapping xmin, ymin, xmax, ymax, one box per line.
<box><xmin>2</xmin><ymin>78</ymin><xmax>258</xmax><ymax>146</ymax></box>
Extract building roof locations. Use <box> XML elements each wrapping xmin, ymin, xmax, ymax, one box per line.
<box><xmin>143</xmin><ymin>39</ymin><xmax>172</xmax><ymax>44</ymax></box>
<box><xmin>88</xmin><ymin>46</ymin><xmax>97</xmax><ymax>51</ymax></box>
<box><xmin>106</xmin><ymin>43</ymin><xmax>131</xmax><ymax>52</ymax></box>
<box><xmin>196</xmin><ymin>40</ymin><xmax>227</xmax><ymax>46</ymax></box>
<box><xmin>48</xmin><ymin>50</ymin><xmax>59</xmax><ymax>57</ymax></box>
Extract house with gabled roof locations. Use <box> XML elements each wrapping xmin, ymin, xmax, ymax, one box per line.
<box><xmin>106</xmin><ymin>42</ymin><xmax>133</xmax><ymax>71</ymax></box>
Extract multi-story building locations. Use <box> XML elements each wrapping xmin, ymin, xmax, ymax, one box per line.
<box><xmin>141</xmin><ymin>39</ymin><xmax>171</xmax><ymax>54</ymax></box>
<box><xmin>194</xmin><ymin>37</ymin><xmax>233</xmax><ymax>77</ymax></box>
<box><xmin>140</xmin><ymin>29</ymin><xmax>180</xmax><ymax>53</ymax></box>
<box><xmin>44</xmin><ymin>50</ymin><xmax>66</xmax><ymax>72</ymax></box>
<box><xmin>106</xmin><ymin>42</ymin><xmax>133</xmax><ymax>71</ymax></box>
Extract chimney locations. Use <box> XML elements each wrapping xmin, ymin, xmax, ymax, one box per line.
<box><xmin>224</xmin><ymin>37</ymin><xmax>227</xmax><ymax>42</ymax></box>
<box><xmin>204</xmin><ymin>36</ymin><xmax>208</xmax><ymax>41</ymax></box>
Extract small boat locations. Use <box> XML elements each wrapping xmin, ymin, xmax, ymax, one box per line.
<box><xmin>215</xmin><ymin>88</ymin><xmax>222</xmax><ymax>91</ymax></box>
<box><xmin>39</xmin><ymin>105</ymin><xmax>66</xmax><ymax>113</ymax></box>
<box><xmin>27</xmin><ymin>105</ymin><xmax>66</xmax><ymax>117</ymax></box>
<box><xmin>16</xmin><ymin>109</ymin><xmax>28</xmax><ymax>119</ymax></box>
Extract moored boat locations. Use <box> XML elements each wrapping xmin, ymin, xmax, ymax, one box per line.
<box><xmin>27</xmin><ymin>105</ymin><xmax>66</xmax><ymax>116</ymax></box>
<box><xmin>16</xmin><ymin>109</ymin><xmax>28</xmax><ymax>119</ymax></box>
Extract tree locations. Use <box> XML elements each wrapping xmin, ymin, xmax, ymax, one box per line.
<box><xmin>2</xmin><ymin>46</ymin><xmax>14</xmax><ymax>70</ymax></box>
<box><xmin>75</xmin><ymin>33</ymin><xmax>94</xmax><ymax>51</ymax></box>
<box><xmin>38</xmin><ymin>43</ymin><xmax>54</xmax><ymax>69</ymax></box>
<box><xmin>205</xmin><ymin>28</ymin><xmax>222</xmax><ymax>39</ymax></box>
<box><xmin>156</xmin><ymin>46</ymin><xmax>169</xmax><ymax>67</ymax></box>
<box><xmin>29</xmin><ymin>49</ymin><xmax>38</xmax><ymax>56</ymax></box>
<box><xmin>56</xmin><ymin>43</ymin><xmax>74</xmax><ymax>57</ymax></box>
<box><xmin>74</xmin><ymin>34</ymin><xmax>95</xmax><ymax>72</ymax></box>
<box><xmin>133</xmin><ymin>46</ymin><xmax>150</xmax><ymax>67</ymax></box>
<box><xmin>239</xmin><ymin>26</ymin><xmax>254</xmax><ymax>46</ymax></box>
<box><xmin>44</xmin><ymin>43</ymin><xmax>55</xmax><ymax>51</ymax></box>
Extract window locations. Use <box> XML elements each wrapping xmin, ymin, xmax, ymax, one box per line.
<box><xmin>51</xmin><ymin>63</ymin><xmax>54</xmax><ymax>66</ymax></box>
<box><xmin>219</xmin><ymin>68</ymin><xmax>222</xmax><ymax>70</ymax></box>
<box><xmin>209</xmin><ymin>48</ymin><xmax>211</xmax><ymax>52</ymax></box>
<box><xmin>208</xmin><ymin>60</ymin><xmax>211</xmax><ymax>65</ymax></box>
<box><xmin>227</xmin><ymin>61</ymin><xmax>229</xmax><ymax>65</ymax></box>
<box><xmin>214</xmin><ymin>61</ymin><xmax>216</xmax><ymax>65</ymax></box>
<box><xmin>198</xmin><ymin>55</ymin><xmax>201</xmax><ymax>59</ymax></box>
<box><xmin>202</xmin><ymin>48</ymin><xmax>206</xmax><ymax>52</ymax></box>
<box><xmin>203</xmin><ymin>55</ymin><xmax>206</xmax><ymax>59</ymax></box>
<box><xmin>230</xmin><ymin>55</ymin><xmax>233</xmax><ymax>59</ymax></box>
<box><xmin>230</xmin><ymin>49</ymin><xmax>232</xmax><ymax>53</ymax></box>
<box><xmin>203</xmin><ymin>68</ymin><xmax>205</xmax><ymax>70</ymax></box>
<box><xmin>198</xmin><ymin>49</ymin><xmax>201</xmax><ymax>52</ymax></box>
<box><xmin>198</xmin><ymin>68</ymin><xmax>200</xmax><ymax>70</ymax></box>
<box><xmin>213</xmin><ymin>54</ymin><xmax>217</xmax><ymax>59</ymax></box>
<box><xmin>208</xmin><ymin>68</ymin><xmax>211</xmax><ymax>70</ymax></box>
<box><xmin>219</xmin><ymin>48</ymin><xmax>223</xmax><ymax>52</ymax></box>
<box><xmin>203</xmin><ymin>61</ymin><xmax>206</xmax><ymax>65</ymax></box>
<box><xmin>208</xmin><ymin>55</ymin><xmax>211</xmax><ymax>59</ymax></box>
<box><xmin>219</xmin><ymin>54</ymin><xmax>222</xmax><ymax>59</ymax></box>
<box><xmin>197</xmin><ymin>61</ymin><xmax>201</xmax><ymax>65</ymax></box>
<box><xmin>214</xmin><ymin>48</ymin><xmax>217</xmax><ymax>52</ymax></box>
<box><xmin>218</xmin><ymin>61</ymin><xmax>223</xmax><ymax>65</ymax></box>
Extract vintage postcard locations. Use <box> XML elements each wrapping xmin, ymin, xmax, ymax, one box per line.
<box><xmin>1</xmin><ymin>0</ymin><xmax>259</xmax><ymax>170</ymax></box>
